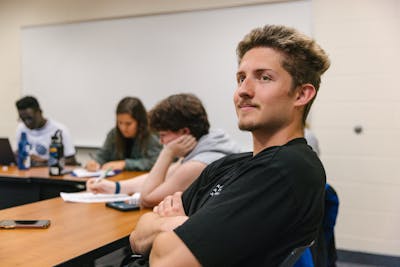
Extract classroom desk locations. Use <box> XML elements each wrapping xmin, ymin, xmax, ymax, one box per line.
<box><xmin>0</xmin><ymin>197</ymin><xmax>150</xmax><ymax>267</ymax></box>
<box><xmin>0</xmin><ymin>166</ymin><xmax>145</xmax><ymax>209</ymax></box>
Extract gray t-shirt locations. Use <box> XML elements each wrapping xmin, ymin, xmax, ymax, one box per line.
<box><xmin>182</xmin><ymin>129</ymin><xmax>241</xmax><ymax>165</ymax></box>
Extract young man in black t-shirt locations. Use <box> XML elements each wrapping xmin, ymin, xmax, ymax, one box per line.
<box><xmin>130</xmin><ymin>24</ymin><xmax>331</xmax><ymax>266</ymax></box>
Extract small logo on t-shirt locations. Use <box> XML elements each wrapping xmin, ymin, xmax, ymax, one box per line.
<box><xmin>35</xmin><ymin>144</ymin><xmax>48</xmax><ymax>155</ymax></box>
<box><xmin>210</xmin><ymin>184</ymin><xmax>224</xmax><ymax>196</ymax></box>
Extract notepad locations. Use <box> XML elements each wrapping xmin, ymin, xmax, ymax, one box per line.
<box><xmin>71</xmin><ymin>168</ymin><xmax>118</xmax><ymax>178</ymax></box>
<box><xmin>60</xmin><ymin>192</ymin><xmax>141</xmax><ymax>203</ymax></box>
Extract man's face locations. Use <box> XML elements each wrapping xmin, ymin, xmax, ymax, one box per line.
<box><xmin>18</xmin><ymin>108</ymin><xmax>43</xmax><ymax>130</ymax></box>
<box><xmin>158</xmin><ymin>130</ymin><xmax>185</xmax><ymax>145</ymax></box>
<box><xmin>233</xmin><ymin>47</ymin><xmax>297</xmax><ymax>133</ymax></box>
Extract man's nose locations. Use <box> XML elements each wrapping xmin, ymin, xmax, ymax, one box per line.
<box><xmin>159</xmin><ymin>137</ymin><xmax>165</xmax><ymax>145</ymax></box>
<box><xmin>237</xmin><ymin>77</ymin><xmax>255</xmax><ymax>97</ymax></box>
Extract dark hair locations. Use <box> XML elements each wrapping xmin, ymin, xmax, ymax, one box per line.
<box><xmin>15</xmin><ymin>96</ymin><xmax>41</xmax><ymax>111</ymax></box>
<box><xmin>236</xmin><ymin>25</ymin><xmax>330</xmax><ymax>124</ymax></box>
<box><xmin>115</xmin><ymin>97</ymin><xmax>151</xmax><ymax>158</ymax></box>
<box><xmin>149</xmin><ymin>93</ymin><xmax>210</xmax><ymax>140</ymax></box>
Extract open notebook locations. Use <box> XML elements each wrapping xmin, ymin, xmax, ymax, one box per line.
<box><xmin>0</xmin><ymin>138</ymin><xmax>16</xmax><ymax>165</ymax></box>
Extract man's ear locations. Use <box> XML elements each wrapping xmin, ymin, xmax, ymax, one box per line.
<box><xmin>181</xmin><ymin>127</ymin><xmax>191</xmax><ymax>135</ymax></box>
<box><xmin>294</xmin><ymin>84</ymin><xmax>316</xmax><ymax>107</ymax></box>
<box><xmin>177</xmin><ymin>127</ymin><xmax>190</xmax><ymax>135</ymax></box>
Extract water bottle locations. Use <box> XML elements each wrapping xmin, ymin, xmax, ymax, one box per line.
<box><xmin>17</xmin><ymin>132</ymin><xmax>31</xmax><ymax>170</ymax></box>
<box><xmin>48</xmin><ymin>130</ymin><xmax>64</xmax><ymax>176</ymax></box>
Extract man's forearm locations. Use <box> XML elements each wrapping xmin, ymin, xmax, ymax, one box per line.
<box><xmin>119</xmin><ymin>173</ymin><xmax>147</xmax><ymax>194</ymax></box>
<box><xmin>140</xmin><ymin>149</ymin><xmax>174</xmax><ymax>205</ymax></box>
<box><xmin>130</xmin><ymin>212</ymin><xmax>189</xmax><ymax>255</ymax></box>
<box><xmin>130</xmin><ymin>212</ymin><xmax>161</xmax><ymax>254</ymax></box>
<box><xmin>150</xmin><ymin>231</ymin><xmax>202</xmax><ymax>267</ymax></box>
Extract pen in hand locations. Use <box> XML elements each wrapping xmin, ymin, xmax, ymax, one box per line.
<box><xmin>95</xmin><ymin>168</ymin><xmax>112</xmax><ymax>183</ymax></box>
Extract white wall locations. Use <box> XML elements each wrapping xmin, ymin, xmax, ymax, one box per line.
<box><xmin>313</xmin><ymin>0</ymin><xmax>400</xmax><ymax>256</ymax></box>
<box><xmin>20</xmin><ymin>2</ymin><xmax>311</xmax><ymax>148</ymax></box>
<box><xmin>1</xmin><ymin>0</ymin><xmax>399</xmax><ymax>257</ymax></box>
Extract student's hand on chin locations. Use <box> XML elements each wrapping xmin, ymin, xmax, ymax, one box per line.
<box><xmin>166</xmin><ymin>135</ymin><xmax>197</xmax><ymax>158</ymax></box>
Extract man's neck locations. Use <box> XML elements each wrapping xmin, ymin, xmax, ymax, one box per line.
<box><xmin>251</xmin><ymin>124</ymin><xmax>304</xmax><ymax>155</ymax></box>
<box><xmin>37</xmin><ymin>118</ymin><xmax>47</xmax><ymax>129</ymax></box>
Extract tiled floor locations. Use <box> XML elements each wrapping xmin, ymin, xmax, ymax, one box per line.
<box><xmin>337</xmin><ymin>263</ymin><xmax>383</xmax><ymax>267</ymax></box>
<box><xmin>95</xmin><ymin>248</ymin><xmax>390</xmax><ymax>267</ymax></box>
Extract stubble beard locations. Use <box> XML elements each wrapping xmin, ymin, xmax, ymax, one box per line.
<box><xmin>237</xmin><ymin>116</ymin><xmax>285</xmax><ymax>134</ymax></box>
<box><xmin>238</xmin><ymin>120</ymin><xmax>261</xmax><ymax>132</ymax></box>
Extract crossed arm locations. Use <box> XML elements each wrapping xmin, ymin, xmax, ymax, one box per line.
<box><xmin>130</xmin><ymin>192</ymin><xmax>201</xmax><ymax>267</ymax></box>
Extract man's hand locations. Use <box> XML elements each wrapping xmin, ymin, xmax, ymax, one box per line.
<box><xmin>153</xmin><ymin>192</ymin><xmax>186</xmax><ymax>217</ymax></box>
<box><xmin>130</xmin><ymin>192</ymin><xmax>188</xmax><ymax>254</ymax></box>
<box><xmin>86</xmin><ymin>179</ymin><xmax>116</xmax><ymax>194</ymax></box>
<box><xmin>164</xmin><ymin>135</ymin><xmax>197</xmax><ymax>158</ymax></box>
<box><xmin>30</xmin><ymin>154</ymin><xmax>48</xmax><ymax>166</ymax></box>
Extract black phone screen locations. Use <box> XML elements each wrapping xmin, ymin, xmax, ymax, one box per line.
<box><xmin>106</xmin><ymin>201</ymin><xmax>140</xmax><ymax>211</ymax></box>
<box><xmin>15</xmin><ymin>220</ymin><xmax>40</xmax><ymax>224</ymax></box>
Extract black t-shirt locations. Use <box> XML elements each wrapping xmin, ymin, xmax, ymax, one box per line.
<box><xmin>174</xmin><ymin>138</ymin><xmax>326</xmax><ymax>267</ymax></box>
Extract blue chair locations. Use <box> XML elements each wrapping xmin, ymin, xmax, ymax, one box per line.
<box><xmin>294</xmin><ymin>183</ymin><xmax>339</xmax><ymax>267</ymax></box>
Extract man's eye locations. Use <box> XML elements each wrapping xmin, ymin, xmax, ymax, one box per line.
<box><xmin>237</xmin><ymin>76</ymin><xmax>245</xmax><ymax>84</ymax></box>
<box><xmin>261</xmin><ymin>75</ymin><xmax>271</xmax><ymax>81</ymax></box>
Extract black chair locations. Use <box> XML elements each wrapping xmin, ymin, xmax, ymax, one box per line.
<box><xmin>279</xmin><ymin>240</ymin><xmax>315</xmax><ymax>267</ymax></box>
<box><xmin>120</xmin><ymin>253</ymin><xmax>147</xmax><ymax>267</ymax></box>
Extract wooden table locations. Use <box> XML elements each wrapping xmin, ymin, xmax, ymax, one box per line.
<box><xmin>0</xmin><ymin>195</ymin><xmax>149</xmax><ymax>266</ymax></box>
<box><xmin>0</xmin><ymin>166</ymin><xmax>145</xmax><ymax>209</ymax></box>
<box><xmin>0</xmin><ymin>166</ymin><xmax>145</xmax><ymax>182</ymax></box>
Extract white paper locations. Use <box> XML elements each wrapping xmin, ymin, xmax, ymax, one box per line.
<box><xmin>71</xmin><ymin>168</ymin><xmax>116</xmax><ymax>178</ymax></box>
<box><xmin>60</xmin><ymin>192</ymin><xmax>141</xmax><ymax>203</ymax></box>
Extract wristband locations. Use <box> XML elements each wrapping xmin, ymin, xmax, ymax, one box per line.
<box><xmin>115</xmin><ymin>181</ymin><xmax>121</xmax><ymax>194</ymax></box>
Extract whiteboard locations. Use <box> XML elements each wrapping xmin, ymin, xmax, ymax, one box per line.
<box><xmin>21</xmin><ymin>0</ymin><xmax>311</xmax><ymax>149</ymax></box>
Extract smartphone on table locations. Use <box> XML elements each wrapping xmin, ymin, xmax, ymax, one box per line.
<box><xmin>0</xmin><ymin>220</ymin><xmax>51</xmax><ymax>229</ymax></box>
<box><xmin>106</xmin><ymin>201</ymin><xmax>140</xmax><ymax>211</ymax></box>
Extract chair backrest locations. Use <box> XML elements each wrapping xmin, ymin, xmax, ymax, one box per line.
<box><xmin>279</xmin><ymin>241</ymin><xmax>315</xmax><ymax>267</ymax></box>
<box><xmin>294</xmin><ymin>183</ymin><xmax>340</xmax><ymax>267</ymax></box>
<box><xmin>323</xmin><ymin>183</ymin><xmax>339</xmax><ymax>266</ymax></box>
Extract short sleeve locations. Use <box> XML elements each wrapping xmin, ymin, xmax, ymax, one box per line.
<box><xmin>59</xmin><ymin>125</ymin><xmax>76</xmax><ymax>157</ymax></box>
<box><xmin>187</xmin><ymin>151</ymin><xmax>227</xmax><ymax>165</ymax></box>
